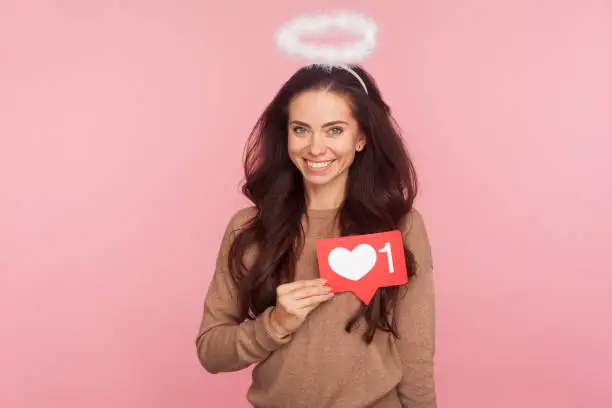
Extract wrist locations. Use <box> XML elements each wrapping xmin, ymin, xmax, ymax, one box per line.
<box><xmin>269</xmin><ymin>307</ymin><xmax>291</xmax><ymax>338</ymax></box>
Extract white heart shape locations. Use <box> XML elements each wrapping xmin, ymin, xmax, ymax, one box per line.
<box><xmin>328</xmin><ymin>244</ymin><xmax>377</xmax><ymax>281</ymax></box>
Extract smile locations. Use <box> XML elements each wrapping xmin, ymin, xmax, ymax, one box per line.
<box><xmin>306</xmin><ymin>160</ymin><xmax>335</xmax><ymax>169</ymax></box>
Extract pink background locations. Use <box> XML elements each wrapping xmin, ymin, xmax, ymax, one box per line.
<box><xmin>1</xmin><ymin>1</ymin><xmax>610</xmax><ymax>407</ymax></box>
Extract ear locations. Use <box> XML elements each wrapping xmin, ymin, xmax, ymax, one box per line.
<box><xmin>356</xmin><ymin>133</ymin><xmax>366</xmax><ymax>152</ymax></box>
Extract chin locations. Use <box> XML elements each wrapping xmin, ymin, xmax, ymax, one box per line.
<box><xmin>303</xmin><ymin>175</ymin><xmax>335</xmax><ymax>186</ymax></box>
<box><xmin>301</xmin><ymin>167</ymin><xmax>347</xmax><ymax>188</ymax></box>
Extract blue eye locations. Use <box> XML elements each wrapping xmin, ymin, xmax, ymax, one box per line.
<box><xmin>329</xmin><ymin>127</ymin><xmax>343</xmax><ymax>135</ymax></box>
<box><xmin>293</xmin><ymin>126</ymin><xmax>307</xmax><ymax>134</ymax></box>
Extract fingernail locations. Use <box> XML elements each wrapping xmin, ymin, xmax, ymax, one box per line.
<box><xmin>320</xmin><ymin>279</ymin><xmax>327</xmax><ymax>284</ymax></box>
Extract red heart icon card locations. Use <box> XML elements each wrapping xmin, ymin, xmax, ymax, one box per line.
<box><xmin>315</xmin><ymin>230</ymin><xmax>408</xmax><ymax>304</ymax></box>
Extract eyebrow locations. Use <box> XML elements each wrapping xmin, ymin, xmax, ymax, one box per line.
<box><xmin>289</xmin><ymin>120</ymin><xmax>349</xmax><ymax>128</ymax></box>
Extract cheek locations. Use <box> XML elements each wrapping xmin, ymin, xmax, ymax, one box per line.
<box><xmin>340</xmin><ymin>150</ymin><xmax>357</xmax><ymax>164</ymax></box>
<box><xmin>287</xmin><ymin>136</ymin><xmax>304</xmax><ymax>156</ymax></box>
<box><xmin>332</xmin><ymin>137</ymin><xmax>358</xmax><ymax>159</ymax></box>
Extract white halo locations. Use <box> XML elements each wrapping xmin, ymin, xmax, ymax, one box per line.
<box><xmin>274</xmin><ymin>12</ymin><xmax>378</xmax><ymax>66</ymax></box>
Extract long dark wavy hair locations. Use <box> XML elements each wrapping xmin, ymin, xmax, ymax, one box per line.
<box><xmin>227</xmin><ymin>65</ymin><xmax>418</xmax><ymax>344</ymax></box>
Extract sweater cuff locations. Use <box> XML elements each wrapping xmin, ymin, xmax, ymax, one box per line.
<box><xmin>254</xmin><ymin>306</ymin><xmax>293</xmax><ymax>351</ymax></box>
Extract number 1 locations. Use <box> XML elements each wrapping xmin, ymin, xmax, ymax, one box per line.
<box><xmin>378</xmin><ymin>242</ymin><xmax>394</xmax><ymax>273</ymax></box>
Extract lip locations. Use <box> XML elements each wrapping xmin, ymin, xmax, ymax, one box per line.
<box><xmin>303</xmin><ymin>159</ymin><xmax>336</xmax><ymax>174</ymax></box>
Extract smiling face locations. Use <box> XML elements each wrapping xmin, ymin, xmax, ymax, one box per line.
<box><xmin>287</xmin><ymin>89</ymin><xmax>365</xmax><ymax>196</ymax></box>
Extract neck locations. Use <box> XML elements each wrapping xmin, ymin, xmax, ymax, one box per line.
<box><xmin>304</xmin><ymin>174</ymin><xmax>348</xmax><ymax>210</ymax></box>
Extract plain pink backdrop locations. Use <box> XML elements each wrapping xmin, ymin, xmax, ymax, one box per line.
<box><xmin>1</xmin><ymin>1</ymin><xmax>610</xmax><ymax>407</ymax></box>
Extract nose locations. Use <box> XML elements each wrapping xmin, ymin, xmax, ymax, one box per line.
<box><xmin>308</xmin><ymin>133</ymin><xmax>326</xmax><ymax>156</ymax></box>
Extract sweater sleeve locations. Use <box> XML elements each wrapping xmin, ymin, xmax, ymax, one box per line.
<box><xmin>195</xmin><ymin>208</ymin><xmax>292</xmax><ymax>374</ymax></box>
<box><xmin>396</xmin><ymin>209</ymin><xmax>437</xmax><ymax>407</ymax></box>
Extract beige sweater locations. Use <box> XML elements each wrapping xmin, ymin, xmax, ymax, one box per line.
<box><xmin>196</xmin><ymin>207</ymin><xmax>437</xmax><ymax>408</ymax></box>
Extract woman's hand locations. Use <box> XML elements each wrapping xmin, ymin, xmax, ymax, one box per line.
<box><xmin>269</xmin><ymin>279</ymin><xmax>334</xmax><ymax>337</ymax></box>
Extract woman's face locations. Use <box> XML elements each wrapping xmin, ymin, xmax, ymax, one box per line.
<box><xmin>287</xmin><ymin>89</ymin><xmax>365</xmax><ymax>190</ymax></box>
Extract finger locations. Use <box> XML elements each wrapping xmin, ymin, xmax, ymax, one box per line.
<box><xmin>290</xmin><ymin>285</ymin><xmax>332</xmax><ymax>300</ymax></box>
<box><xmin>296</xmin><ymin>292</ymin><xmax>334</xmax><ymax>309</ymax></box>
<box><xmin>277</xmin><ymin>279</ymin><xmax>326</xmax><ymax>295</ymax></box>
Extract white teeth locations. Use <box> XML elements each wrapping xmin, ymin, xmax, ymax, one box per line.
<box><xmin>307</xmin><ymin>160</ymin><xmax>333</xmax><ymax>169</ymax></box>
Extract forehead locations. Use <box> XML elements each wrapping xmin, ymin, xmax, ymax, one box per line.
<box><xmin>288</xmin><ymin>90</ymin><xmax>354</xmax><ymax>124</ymax></box>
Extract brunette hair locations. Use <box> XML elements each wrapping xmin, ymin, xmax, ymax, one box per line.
<box><xmin>228</xmin><ymin>65</ymin><xmax>418</xmax><ymax>343</ymax></box>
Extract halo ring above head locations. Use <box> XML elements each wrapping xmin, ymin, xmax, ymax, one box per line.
<box><xmin>274</xmin><ymin>12</ymin><xmax>378</xmax><ymax>65</ymax></box>
<box><xmin>274</xmin><ymin>12</ymin><xmax>378</xmax><ymax>93</ymax></box>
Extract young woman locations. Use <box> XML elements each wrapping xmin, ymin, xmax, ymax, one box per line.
<box><xmin>196</xmin><ymin>65</ymin><xmax>437</xmax><ymax>408</ymax></box>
